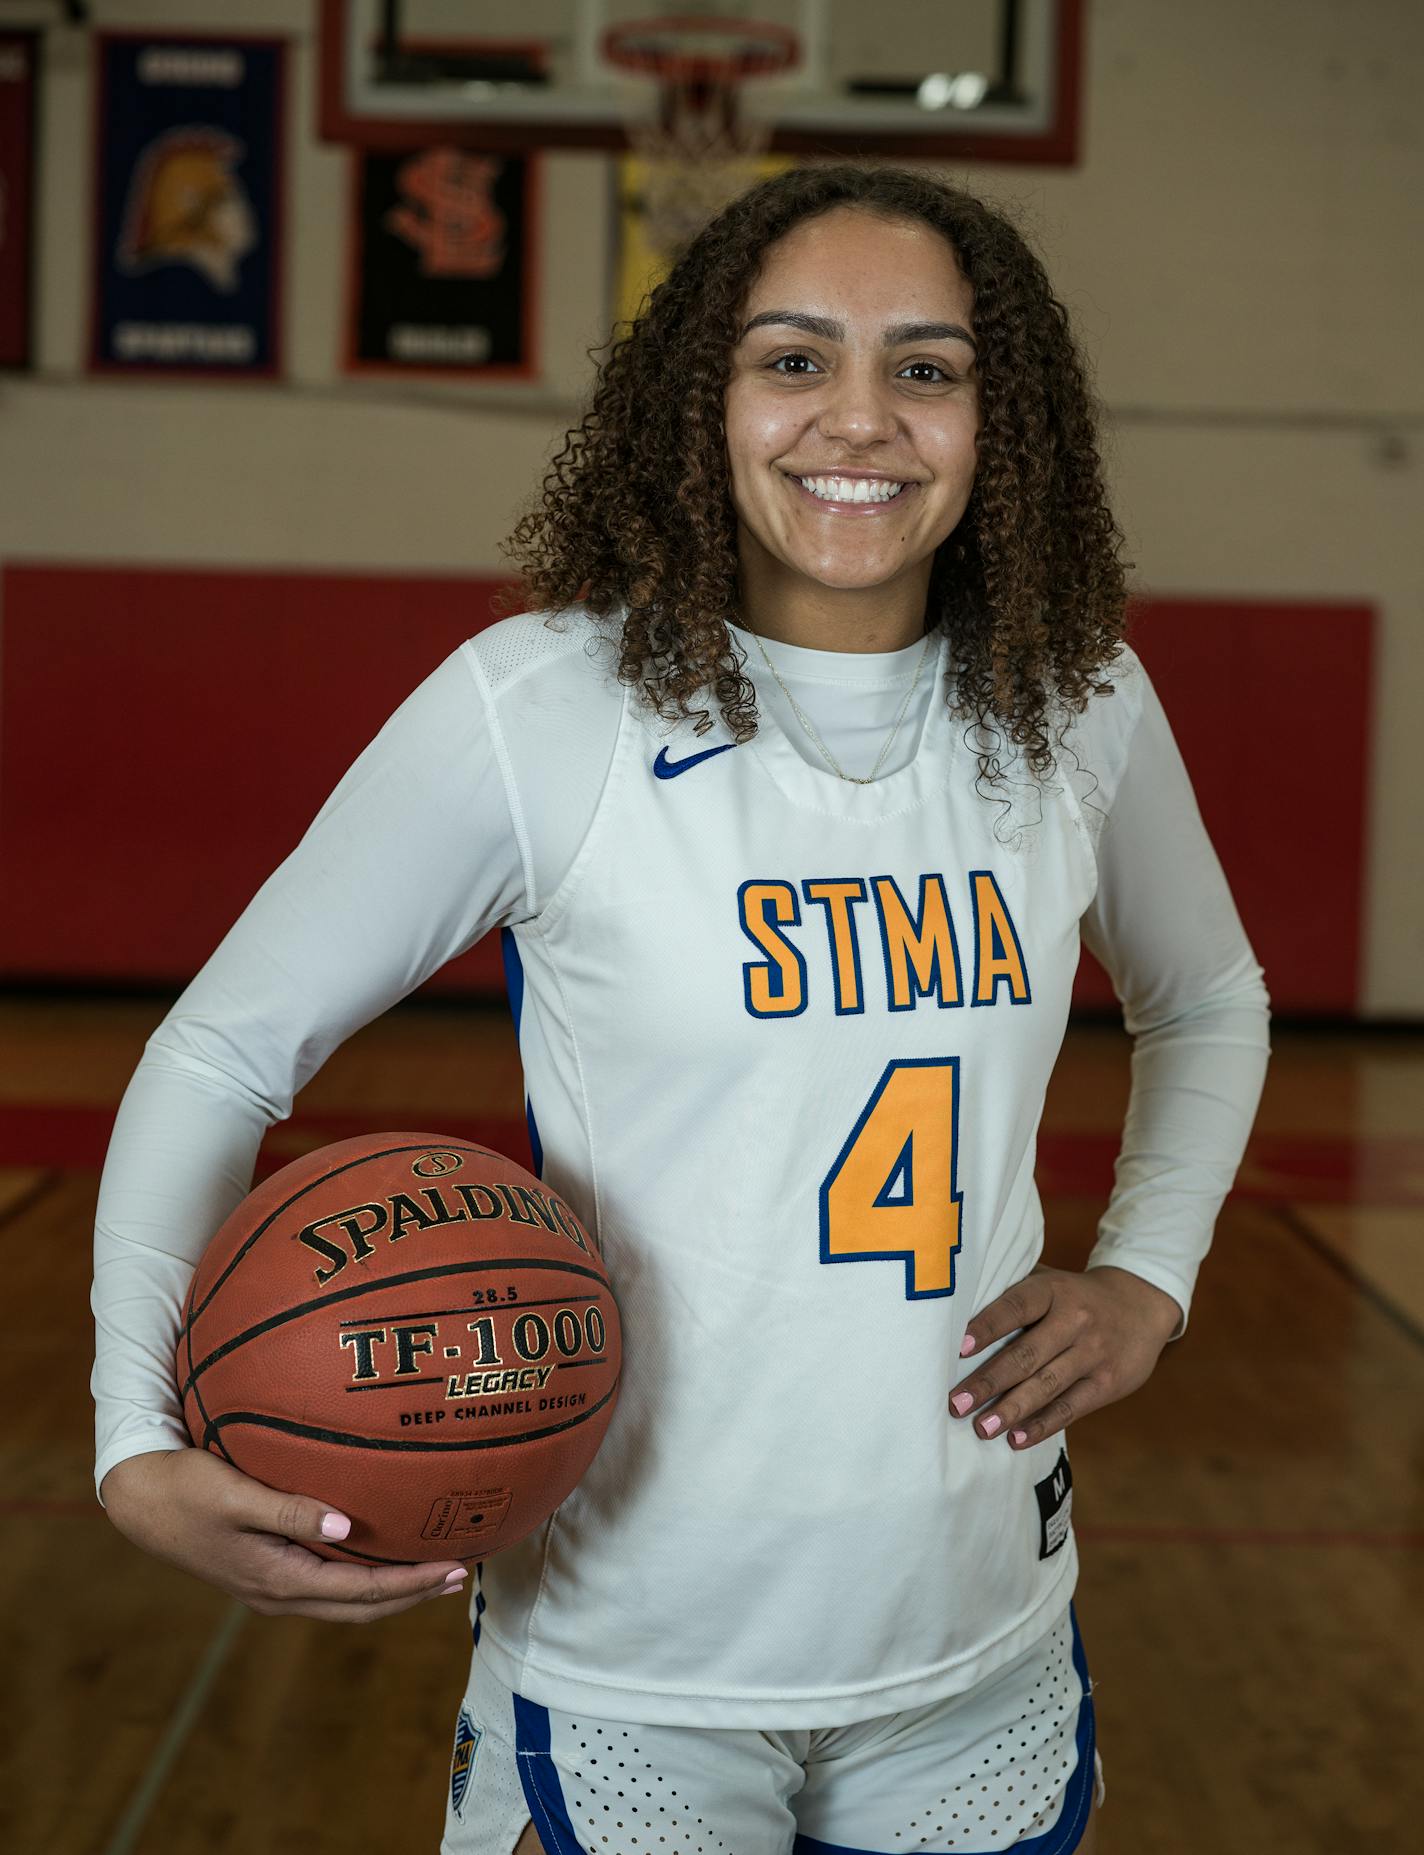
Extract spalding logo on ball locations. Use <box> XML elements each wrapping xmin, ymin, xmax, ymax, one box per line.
<box><xmin>176</xmin><ymin>1134</ymin><xmax>621</xmax><ymax>1564</ymax></box>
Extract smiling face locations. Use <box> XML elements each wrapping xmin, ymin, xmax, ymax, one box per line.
<box><xmin>723</xmin><ymin>206</ymin><xmax>981</xmax><ymax>650</ymax></box>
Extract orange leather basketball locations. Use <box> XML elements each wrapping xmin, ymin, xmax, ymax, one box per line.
<box><xmin>176</xmin><ymin>1133</ymin><xmax>621</xmax><ymax>1565</ymax></box>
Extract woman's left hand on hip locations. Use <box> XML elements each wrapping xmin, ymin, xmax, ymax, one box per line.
<box><xmin>948</xmin><ymin>1263</ymin><xmax>1183</xmax><ymax>1448</ymax></box>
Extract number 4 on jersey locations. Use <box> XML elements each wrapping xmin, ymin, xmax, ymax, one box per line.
<box><xmin>819</xmin><ymin>1057</ymin><xmax>963</xmax><ymax>1299</ymax></box>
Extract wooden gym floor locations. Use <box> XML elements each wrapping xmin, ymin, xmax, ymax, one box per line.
<box><xmin>1</xmin><ymin>993</ymin><xmax>1421</xmax><ymax>1854</ymax></box>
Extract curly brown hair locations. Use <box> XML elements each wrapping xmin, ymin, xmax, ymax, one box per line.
<box><xmin>497</xmin><ymin>162</ymin><xmax>1133</xmax><ymax>787</ymax></box>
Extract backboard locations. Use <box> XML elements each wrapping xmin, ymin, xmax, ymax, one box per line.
<box><xmin>318</xmin><ymin>0</ymin><xmax>1083</xmax><ymax>164</ymax></box>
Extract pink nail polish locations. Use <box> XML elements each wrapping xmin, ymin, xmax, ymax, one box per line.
<box><xmin>321</xmin><ymin>1512</ymin><xmax>351</xmax><ymax>1540</ymax></box>
<box><xmin>950</xmin><ymin>1391</ymin><xmax>974</xmax><ymax>1416</ymax></box>
<box><xmin>1010</xmin><ymin>1429</ymin><xmax>1028</xmax><ymax>1446</ymax></box>
<box><xmin>960</xmin><ymin>1334</ymin><xmax>977</xmax><ymax>1356</ymax></box>
<box><xmin>981</xmin><ymin>1414</ymin><xmax>1002</xmax><ymax>1436</ymax></box>
<box><xmin>441</xmin><ymin>1582</ymin><xmax>468</xmax><ymax>1597</ymax></box>
<box><xmin>442</xmin><ymin>1569</ymin><xmax>468</xmax><ymax>1587</ymax></box>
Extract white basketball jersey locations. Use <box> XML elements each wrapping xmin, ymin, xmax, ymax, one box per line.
<box><xmin>474</xmin><ymin>610</ymin><xmax>1115</xmax><ymax>1727</ymax></box>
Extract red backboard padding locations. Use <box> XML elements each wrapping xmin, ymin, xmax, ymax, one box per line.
<box><xmin>0</xmin><ymin>568</ymin><xmax>1373</xmax><ymax>1011</ymax></box>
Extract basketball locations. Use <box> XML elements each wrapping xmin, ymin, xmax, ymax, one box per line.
<box><xmin>175</xmin><ymin>1133</ymin><xmax>621</xmax><ymax>1565</ymax></box>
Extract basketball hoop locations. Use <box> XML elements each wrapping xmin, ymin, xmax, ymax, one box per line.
<box><xmin>603</xmin><ymin>14</ymin><xmax>800</xmax><ymax>258</ymax></box>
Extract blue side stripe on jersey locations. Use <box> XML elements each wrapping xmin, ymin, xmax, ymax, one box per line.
<box><xmin>501</xmin><ymin>926</ymin><xmax>525</xmax><ymax>1034</ymax></box>
<box><xmin>791</xmin><ymin>1602</ymin><xmax>1096</xmax><ymax>1855</ymax></box>
<box><xmin>501</xmin><ymin>926</ymin><xmax>544</xmax><ymax>1177</ymax></box>
<box><xmin>512</xmin><ymin>1695</ymin><xmax>589</xmax><ymax>1854</ymax></box>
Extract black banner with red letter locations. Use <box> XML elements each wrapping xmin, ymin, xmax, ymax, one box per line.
<box><xmin>0</xmin><ymin>32</ymin><xmax>37</xmax><ymax>369</ymax></box>
<box><xmin>347</xmin><ymin>148</ymin><xmax>536</xmax><ymax>378</ymax></box>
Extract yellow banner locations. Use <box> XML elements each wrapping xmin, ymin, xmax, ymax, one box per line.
<box><xmin>612</xmin><ymin>152</ymin><xmax>796</xmax><ymax>333</ymax></box>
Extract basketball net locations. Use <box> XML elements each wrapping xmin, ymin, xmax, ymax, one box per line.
<box><xmin>627</xmin><ymin>81</ymin><xmax>771</xmax><ymax>258</ymax></box>
<box><xmin>605</xmin><ymin>16</ymin><xmax>800</xmax><ymax>262</ymax></box>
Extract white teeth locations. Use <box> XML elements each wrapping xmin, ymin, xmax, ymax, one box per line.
<box><xmin>797</xmin><ymin>475</ymin><xmax>906</xmax><ymax>504</ymax></box>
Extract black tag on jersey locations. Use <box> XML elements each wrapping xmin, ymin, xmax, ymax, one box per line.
<box><xmin>1034</xmin><ymin>1447</ymin><xmax>1073</xmax><ymax>1559</ymax></box>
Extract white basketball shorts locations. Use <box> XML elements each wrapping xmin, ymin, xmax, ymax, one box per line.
<box><xmin>441</xmin><ymin>1600</ymin><xmax>1105</xmax><ymax>1854</ymax></box>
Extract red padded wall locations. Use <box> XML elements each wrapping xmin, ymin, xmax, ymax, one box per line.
<box><xmin>0</xmin><ymin>566</ymin><xmax>1373</xmax><ymax>1011</ymax></box>
<box><xmin>0</xmin><ymin>563</ymin><xmax>510</xmax><ymax>990</ymax></box>
<box><xmin>1071</xmin><ymin>597</ymin><xmax>1373</xmax><ymax>1015</ymax></box>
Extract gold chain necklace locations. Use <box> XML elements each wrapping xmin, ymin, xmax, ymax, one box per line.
<box><xmin>746</xmin><ymin>626</ymin><xmax>935</xmax><ymax>785</ymax></box>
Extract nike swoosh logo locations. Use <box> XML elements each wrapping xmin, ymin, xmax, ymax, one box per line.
<box><xmin>652</xmin><ymin>743</ymin><xmax>737</xmax><ymax>780</ymax></box>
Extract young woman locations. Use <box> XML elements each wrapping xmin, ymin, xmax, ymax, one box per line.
<box><xmin>94</xmin><ymin>165</ymin><xmax>1270</xmax><ymax>1854</ymax></box>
